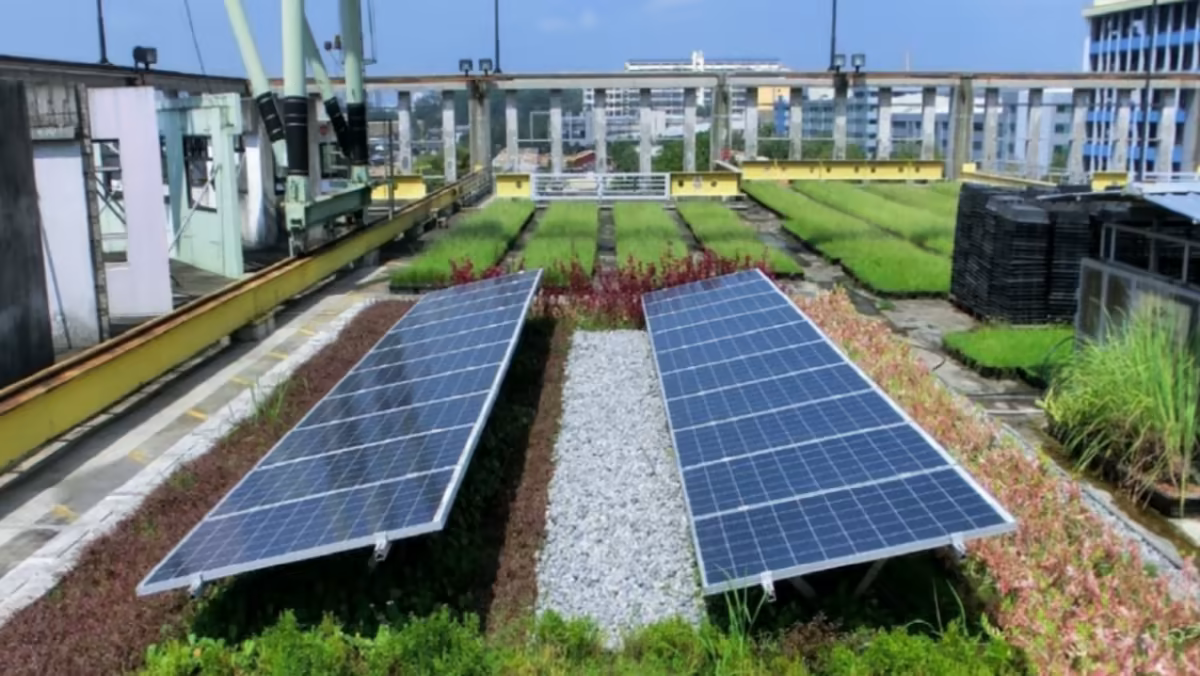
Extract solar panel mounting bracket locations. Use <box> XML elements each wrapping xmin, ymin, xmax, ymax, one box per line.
<box><xmin>759</xmin><ymin>571</ymin><xmax>776</xmax><ymax>602</ymax></box>
<box><xmin>187</xmin><ymin>574</ymin><xmax>205</xmax><ymax>599</ymax></box>
<box><xmin>370</xmin><ymin>533</ymin><xmax>392</xmax><ymax>568</ymax></box>
<box><xmin>949</xmin><ymin>534</ymin><xmax>967</xmax><ymax>560</ymax></box>
<box><xmin>852</xmin><ymin>559</ymin><xmax>887</xmax><ymax>599</ymax></box>
<box><xmin>787</xmin><ymin>577</ymin><xmax>816</xmax><ymax>600</ymax></box>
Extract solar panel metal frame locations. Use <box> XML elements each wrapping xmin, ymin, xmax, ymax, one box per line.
<box><xmin>136</xmin><ymin>269</ymin><xmax>544</xmax><ymax>596</ymax></box>
<box><xmin>642</xmin><ymin>268</ymin><xmax>1017</xmax><ymax>596</ymax></box>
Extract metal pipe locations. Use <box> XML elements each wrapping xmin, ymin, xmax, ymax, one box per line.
<box><xmin>282</xmin><ymin>0</ymin><xmax>310</xmax><ymax>183</ymax></box>
<box><xmin>96</xmin><ymin>0</ymin><xmax>110</xmax><ymax>65</ymax></box>
<box><xmin>494</xmin><ymin>0</ymin><xmax>502</xmax><ymax>73</ymax></box>
<box><xmin>303</xmin><ymin>19</ymin><xmax>352</xmax><ymax>158</ymax></box>
<box><xmin>1139</xmin><ymin>0</ymin><xmax>1160</xmax><ymax>180</ymax></box>
<box><xmin>224</xmin><ymin>0</ymin><xmax>287</xmax><ymax>168</ymax></box>
<box><xmin>829</xmin><ymin>0</ymin><xmax>838</xmax><ymax>70</ymax></box>
<box><xmin>339</xmin><ymin>0</ymin><xmax>369</xmax><ymax>183</ymax></box>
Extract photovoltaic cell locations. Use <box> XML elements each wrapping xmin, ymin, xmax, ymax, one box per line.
<box><xmin>138</xmin><ymin>270</ymin><xmax>544</xmax><ymax>595</ymax></box>
<box><xmin>642</xmin><ymin>269</ymin><xmax>1016</xmax><ymax>595</ymax></box>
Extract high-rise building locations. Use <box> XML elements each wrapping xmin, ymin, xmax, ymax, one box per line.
<box><xmin>583</xmin><ymin>51</ymin><xmax>786</xmax><ymax>118</ymax></box>
<box><xmin>1082</xmin><ymin>0</ymin><xmax>1200</xmax><ymax>173</ymax></box>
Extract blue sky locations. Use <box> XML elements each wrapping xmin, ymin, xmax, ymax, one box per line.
<box><xmin>5</xmin><ymin>0</ymin><xmax>1092</xmax><ymax>76</ymax></box>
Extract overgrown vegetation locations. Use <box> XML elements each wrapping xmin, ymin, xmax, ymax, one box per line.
<box><xmin>389</xmin><ymin>200</ymin><xmax>534</xmax><ymax>288</ymax></box>
<box><xmin>612</xmin><ymin>202</ymin><xmax>689</xmax><ymax>269</ymax></box>
<box><xmin>791</xmin><ymin>181</ymin><xmax>955</xmax><ymax>255</ymax></box>
<box><xmin>675</xmin><ymin>201</ymin><xmax>804</xmax><ymax>276</ymax></box>
<box><xmin>743</xmin><ymin>181</ymin><xmax>950</xmax><ymax>295</ymax></box>
<box><xmin>943</xmin><ymin>325</ymin><xmax>1074</xmax><ymax>385</ymax></box>
<box><xmin>521</xmin><ymin>203</ymin><xmax>600</xmax><ymax>286</ymax></box>
<box><xmin>140</xmin><ymin>605</ymin><xmax>1023</xmax><ymax>675</ymax></box>
<box><xmin>1044</xmin><ymin>304</ymin><xmax>1200</xmax><ymax>507</ymax></box>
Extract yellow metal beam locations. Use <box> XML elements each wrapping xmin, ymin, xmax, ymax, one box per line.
<box><xmin>1091</xmin><ymin>171</ymin><xmax>1128</xmax><ymax>192</ymax></box>
<box><xmin>0</xmin><ymin>173</ymin><xmax>476</xmax><ymax>473</ymax></box>
<box><xmin>959</xmin><ymin>163</ymin><xmax>1056</xmax><ymax>189</ymax></box>
<box><xmin>495</xmin><ymin>173</ymin><xmax>532</xmax><ymax>199</ymax></box>
<box><xmin>370</xmin><ymin>175</ymin><xmax>427</xmax><ymax>201</ymax></box>
<box><xmin>740</xmin><ymin>159</ymin><xmax>945</xmax><ymax>182</ymax></box>
<box><xmin>669</xmin><ymin>172</ymin><xmax>740</xmax><ymax>198</ymax></box>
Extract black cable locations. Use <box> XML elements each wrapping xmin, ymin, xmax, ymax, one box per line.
<box><xmin>181</xmin><ymin>0</ymin><xmax>208</xmax><ymax>81</ymax></box>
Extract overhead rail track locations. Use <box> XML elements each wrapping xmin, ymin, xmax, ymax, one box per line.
<box><xmin>0</xmin><ymin>53</ymin><xmax>248</xmax><ymax>93</ymax></box>
<box><xmin>0</xmin><ymin>170</ymin><xmax>487</xmax><ymax>476</ymax></box>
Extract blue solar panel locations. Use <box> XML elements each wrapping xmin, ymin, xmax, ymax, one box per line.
<box><xmin>138</xmin><ymin>270</ymin><xmax>544</xmax><ymax>595</ymax></box>
<box><xmin>643</xmin><ymin>269</ymin><xmax>1015</xmax><ymax>595</ymax></box>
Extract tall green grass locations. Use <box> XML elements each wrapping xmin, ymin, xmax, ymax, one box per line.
<box><xmin>930</xmin><ymin>181</ymin><xmax>962</xmax><ymax>199</ymax></box>
<box><xmin>1044</xmin><ymin>303</ymin><xmax>1200</xmax><ymax>507</ymax></box>
<box><xmin>612</xmin><ymin>202</ymin><xmax>689</xmax><ymax>268</ymax></box>
<box><xmin>791</xmin><ymin>181</ymin><xmax>955</xmax><ymax>255</ymax></box>
<box><xmin>743</xmin><ymin>181</ymin><xmax>950</xmax><ymax>294</ymax></box>
<box><xmin>675</xmin><ymin>201</ymin><xmax>803</xmax><ymax>275</ymax></box>
<box><xmin>862</xmin><ymin>183</ymin><xmax>959</xmax><ymax>220</ymax></box>
<box><xmin>390</xmin><ymin>199</ymin><xmax>534</xmax><ymax>287</ymax></box>
<box><xmin>521</xmin><ymin>202</ymin><xmax>599</xmax><ymax>285</ymax></box>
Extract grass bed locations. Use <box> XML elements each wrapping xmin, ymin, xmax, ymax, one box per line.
<box><xmin>943</xmin><ymin>325</ymin><xmax>1074</xmax><ymax>385</ymax></box>
<box><xmin>929</xmin><ymin>181</ymin><xmax>962</xmax><ymax>199</ymax></box>
<box><xmin>862</xmin><ymin>183</ymin><xmax>959</xmax><ymax>220</ymax></box>
<box><xmin>612</xmin><ymin>202</ymin><xmax>689</xmax><ymax>268</ymax></box>
<box><xmin>791</xmin><ymin>181</ymin><xmax>955</xmax><ymax>255</ymax></box>
<box><xmin>521</xmin><ymin>203</ymin><xmax>600</xmax><ymax>286</ymax></box>
<box><xmin>675</xmin><ymin>201</ymin><xmax>803</xmax><ymax>276</ymax></box>
<box><xmin>743</xmin><ymin>181</ymin><xmax>950</xmax><ymax>295</ymax></box>
<box><xmin>389</xmin><ymin>199</ymin><xmax>534</xmax><ymax>288</ymax></box>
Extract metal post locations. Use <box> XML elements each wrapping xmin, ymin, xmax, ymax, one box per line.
<box><xmin>339</xmin><ymin>0</ymin><xmax>369</xmax><ymax>185</ymax></box>
<box><xmin>494</xmin><ymin>0</ymin><xmax>502</xmax><ymax>73</ymax></box>
<box><xmin>282</xmin><ymin>0</ymin><xmax>310</xmax><ymax>247</ymax></box>
<box><xmin>829</xmin><ymin>0</ymin><xmax>838</xmax><ymax>70</ymax></box>
<box><xmin>225</xmin><ymin>0</ymin><xmax>287</xmax><ymax>168</ymax></box>
<box><xmin>1139</xmin><ymin>0</ymin><xmax>1160</xmax><ymax>181</ymax></box>
<box><xmin>96</xmin><ymin>0</ymin><xmax>110</xmax><ymax>65</ymax></box>
<box><xmin>387</xmin><ymin>117</ymin><xmax>395</xmax><ymax>217</ymax></box>
<box><xmin>303</xmin><ymin>19</ymin><xmax>352</xmax><ymax>159</ymax></box>
<box><xmin>75</xmin><ymin>84</ymin><xmax>110</xmax><ymax>341</ymax></box>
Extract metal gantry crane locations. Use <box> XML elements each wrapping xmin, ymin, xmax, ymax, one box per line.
<box><xmin>224</xmin><ymin>0</ymin><xmax>373</xmax><ymax>254</ymax></box>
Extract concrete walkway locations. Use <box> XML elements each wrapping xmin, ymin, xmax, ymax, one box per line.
<box><xmin>0</xmin><ymin>270</ymin><xmax>394</xmax><ymax>581</ymax></box>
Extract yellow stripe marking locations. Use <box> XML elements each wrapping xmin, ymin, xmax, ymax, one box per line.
<box><xmin>127</xmin><ymin>449</ymin><xmax>150</xmax><ymax>465</ymax></box>
<box><xmin>230</xmin><ymin>376</ymin><xmax>254</xmax><ymax>387</ymax></box>
<box><xmin>185</xmin><ymin>409</ymin><xmax>208</xmax><ymax>421</ymax></box>
<box><xmin>267</xmin><ymin>351</ymin><xmax>289</xmax><ymax>360</ymax></box>
<box><xmin>298</xmin><ymin>328</ymin><xmax>316</xmax><ymax>336</ymax></box>
<box><xmin>50</xmin><ymin>504</ymin><xmax>78</xmax><ymax>523</ymax></box>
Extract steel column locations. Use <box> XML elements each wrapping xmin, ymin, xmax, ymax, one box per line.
<box><xmin>593</xmin><ymin>89</ymin><xmax>607</xmax><ymax>173</ymax></box>
<box><xmin>876</xmin><ymin>87</ymin><xmax>892</xmax><ymax>160</ymax></box>
<box><xmin>1026</xmin><ymin>88</ymin><xmax>1044</xmax><ymax>179</ymax></box>
<box><xmin>442</xmin><ymin>91</ymin><xmax>457</xmax><ymax>183</ymax></box>
<box><xmin>303</xmin><ymin>19</ymin><xmax>351</xmax><ymax>159</ymax></box>
<box><xmin>505</xmin><ymin>90</ymin><xmax>518</xmax><ymax>171</ymax></box>
<box><xmin>1112</xmin><ymin>88</ymin><xmax>1133</xmax><ymax>172</ymax></box>
<box><xmin>744</xmin><ymin>86</ymin><xmax>759</xmax><ymax>160</ymax></box>
<box><xmin>920</xmin><ymin>87</ymin><xmax>937</xmax><ymax>161</ymax></box>
<box><xmin>982</xmin><ymin>87</ymin><xmax>999</xmax><ymax>171</ymax></box>
<box><xmin>833</xmin><ymin>83</ymin><xmax>848</xmax><ymax>160</ymax></box>
<box><xmin>224</xmin><ymin>0</ymin><xmax>286</xmax><ymax>168</ymax></box>
<box><xmin>789</xmin><ymin>87</ymin><xmax>804</xmax><ymax>160</ymax></box>
<box><xmin>550</xmin><ymin>89</ymin><xmax>563</xmax><ymax>173</ymax></box>
<box><xmin>397</xmin><ymin>91</ymin><xmax>412</xmax><ymax>173</ymax></box>
<box><xmin>1156</xmin><ymin>89</ymin><xmax>1179</xmax><ymax>173</ymax></box>
<box><xmin>338</xmin><ymin>0</ymin><xmax>368</xmax><ymax>184</ymax></box>
<box><xmin>282</xmin><ymin>0</ymin><xmax>310</xmax><ymax>242</ymax></box>
<box><xmin>683</xmin><ymin>87</ymin><xmax>697</xmax><ymax>172</ymax></box>
<box><xmin>1068</xmin><ymin>88</ymin><xmax>1091</xmax><ymax>182</ymax></box>
<box><xmin>639</xmin><ymin>88</ymin><xmax>653</xmax><ymax>173</ymax></box>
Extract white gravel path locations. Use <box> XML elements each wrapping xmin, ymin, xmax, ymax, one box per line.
<box><xmin>536</xmin><ymin>330</ymin><xmax>704</xmax><ymax>647</ymax></box>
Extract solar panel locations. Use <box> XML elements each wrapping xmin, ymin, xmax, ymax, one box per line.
<box><xmin>642</xmin><ymin>269</ymin><xmax>1016</xmax><ymax>595</ymax></box>
<box><xmin>137</xmin><ymin>270</ymin><xmax>544</xmax><ymax>595</ymax></box>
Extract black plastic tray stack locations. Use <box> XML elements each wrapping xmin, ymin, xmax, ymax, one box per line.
<box><xmin>950</xmin><ymin>183</ymin><xmax>1099</xmax><ymax>324</ymax></box>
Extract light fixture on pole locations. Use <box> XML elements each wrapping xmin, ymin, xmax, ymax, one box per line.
<box><xmin>494</xmin><ymin>0</ymin><xmax>502</xmax><ymax>74</ymax></box>
<box><xmin>831</xmin><ymin>53</ymin><xmax>846</xmax><ymax>73</ymax></box>
<box><xmin>458</xmin><ymin>58</ymin><xmax>474</xmax><ymax>76</ymax></box>
<box><xmin>96</xmin><ymin>0</ymin><xmax>110</xmax><ymax>65</ymax></box>
<box><xmin>851</xmin><ymin>53</ymin><xmax>866</xmax><ymax>73</ymax></box>
<box><xmin>132</xmin><ymin>46</ymin><xmax>158</xmax><ymax>71</ymax></box>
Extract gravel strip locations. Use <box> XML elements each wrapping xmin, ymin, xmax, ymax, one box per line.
<box><xmin>536</xmin><ymin>330</ymin><xmax>703</xmax><ymax>647</ymax></box>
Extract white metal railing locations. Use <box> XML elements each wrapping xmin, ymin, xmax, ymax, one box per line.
<box><xmin>531</xmin><ymin>172</ymin><xmax>670</xmax><ymax>201</ymax></box>
<box><xmin>1142</xmin><ymin>171</ymin><xmax>1200</xmax><ymax>184</ymax></box>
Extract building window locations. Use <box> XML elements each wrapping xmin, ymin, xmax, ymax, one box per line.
<box><xmin>1054</xmin><ymin>123</ymin><xmax>1068</xmax><ymax>134</ymax></box>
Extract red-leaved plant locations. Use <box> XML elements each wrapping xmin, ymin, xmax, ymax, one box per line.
<box><xmin>451</xmin><ymin>251</ymin><xmax>775</xmax><ymax>328</ymax></box>
<box><xmin>798</xmin><ymin>289</ymin><xmax>1200</xmax><ymax>674</ymax></box>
